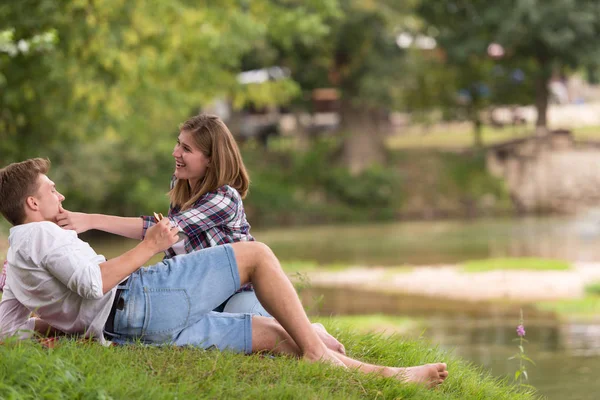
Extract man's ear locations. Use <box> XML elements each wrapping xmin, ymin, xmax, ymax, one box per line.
<box><xmin>25</xmin><ymin>196</ymin><xmax>39</xmax><ymax>211</ymax></box>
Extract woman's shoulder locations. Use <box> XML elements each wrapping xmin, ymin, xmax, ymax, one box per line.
<box><xmin>211</xmin><ymin>185</ymin><xmax>242</xmax><ymax>201</ymax></box>
<box><xmin>191</xmin><ymin>185</ymin><xmax>242</xmax><ymax>210</ymax></box>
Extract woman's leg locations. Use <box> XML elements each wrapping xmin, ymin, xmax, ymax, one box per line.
<box><xmin>251</xmin><ymin>316</ymin><xmax>448</xmax><ymax>387</ymax></box>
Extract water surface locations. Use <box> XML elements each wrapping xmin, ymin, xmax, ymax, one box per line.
<box><xmin>89</xmin><ymin>215</ymin><xmax>600</xmax><ymax>266</ymax></box>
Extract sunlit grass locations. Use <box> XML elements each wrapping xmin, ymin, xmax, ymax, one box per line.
<box><xmin>387</xmin><ymin>125</ymin><xmax>529</xmax><ymax>149</ymax></box>
<box><xmin>535</xmin><ymin>296</ymin><xmax>600</xmax><ymax>321</ymax></box>
<box><xmin>584</xmin><ymin>282</ymin><xmax>600</xmax><ymax>296</ymax></box>
<box><xmin>0</xmin><ymin>324</ymin><xmax>538</xmax><ymax>400</ymax></box>
<box><xmin>462</xmin><ymin>258</ymin><xmax>571</xmax><ymax>273</ymax></box>
<box><xmin>386</xmin><ymin>124</ymin><xmax>600</xmax><ymax>150</ymax></box>
<box><xmin>314</xmin><ymin>314</ymin><xmax>422</xmax><ymax>336</ymax></box>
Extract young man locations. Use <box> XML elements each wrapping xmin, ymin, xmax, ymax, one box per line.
<box><xmin>0</xmin><ymin>158</ymin><xmax>448</xmax><ymax>387</ymax></box>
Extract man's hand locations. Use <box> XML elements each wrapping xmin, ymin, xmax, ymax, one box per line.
<box><xmin>143</xmin><ymin>217</ymin><xmax>179</xmax><ymax>254</ymax></box>
<box><xmin>56</xmin><ymin>206</ymin><xmax>92</xmax><ymax>233</ymax></box>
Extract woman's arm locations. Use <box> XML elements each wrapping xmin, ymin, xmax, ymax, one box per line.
<box><xmin>56</xmin><ymin>208</ymin><xmax>144</xmax><ymax>239</ymax></box>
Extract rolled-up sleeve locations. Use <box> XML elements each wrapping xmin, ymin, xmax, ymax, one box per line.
<box><xmin>140</xmin><ymin>215</ymin><xmax>155</xmax><ymax>240</ymax></box>
<box><xmin>42</xmin><ymin>245</ymin><xmax>104</xmax><ymax>300</ymax></box>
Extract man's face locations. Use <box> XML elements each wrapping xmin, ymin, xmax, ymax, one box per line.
<box><xmin>33</xmin><ymin>174</ymin><xmax>65</xmax><ymax>222</ymax></box>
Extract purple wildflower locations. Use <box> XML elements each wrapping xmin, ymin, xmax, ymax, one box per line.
<box><xmin>516</xmin><ymin>324</ymin><xmax>526</xmax><ymax>337</ymax></box>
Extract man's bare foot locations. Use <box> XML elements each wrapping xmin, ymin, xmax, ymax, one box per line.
<box><xmin>387</xmin><ymin>363</ymin><xmax>448</xmax><ymax>388</ymax></box>
<box><xmin>312</xmin><ymin>323</ymin><xmax>346</xmax><ymax>355</ymax></box>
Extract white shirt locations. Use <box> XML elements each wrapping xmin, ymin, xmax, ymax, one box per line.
<box><xmin>0</xmin><ymin>221</ymin><xmax>116</xmax><ymax>344</ymax></box>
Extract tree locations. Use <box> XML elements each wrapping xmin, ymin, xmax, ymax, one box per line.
<box><xmin>0</xmin><ymin>0</ymin><xmax>338</xmax><ymax>213</ymax></box>
<box><xmin>244</xmin><ymin>0</ymin><xmax>415</xmax><ymax>173</ymax></box>
<box><xmin>418</xmin><ymin>0</ymin><xmax>600</xmax><ymax>133</ymax></box>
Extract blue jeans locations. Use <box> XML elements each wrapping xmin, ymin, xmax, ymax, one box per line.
<box><xmin>106</xmin><ymin>245</ymin><xmax>253</xmax><ymax>353</ymax></box>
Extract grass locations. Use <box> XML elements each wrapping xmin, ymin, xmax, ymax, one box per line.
<box><xmin>535</xmin><ymin>296</ymin><xmax>600</xmax><ymax>321</ymax></box>
<box><xmin>0</xmin><ymin>322</ymin><xmax>539</xmax><ymax>399</ymax></box>
<box><xmin>314</xmin><ymin>314</ymin><xmax>421</xmax><ymax>336</ymax></box>
<box><xmin>386</xmin><ymin>124</ymin><xmax>600</xmax><ymax>150</ymax></box>
<box><xmin>462</xmin><ymin>258</ymin><xmax>571</xmax><ymax>273</ymax></box>
<box><xmin>584</xmin><ymin>282</ymin><xmax>600</xmax><ymax>296</ymax></box>
<box><xmin>532</xmin><ymin>282</ymin><xmax>600</xmax><ymax>321</ymax></box>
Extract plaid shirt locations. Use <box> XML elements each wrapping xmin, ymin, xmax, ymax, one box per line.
<box><xmin>141</xmin><ymin>179</ymin><xmax>254</xmax><ymax>259</ymax></box>
<box><xmin>141</xmin><ymin>180</ymin><xmax>254</xmax><ymax>292</ymax></box>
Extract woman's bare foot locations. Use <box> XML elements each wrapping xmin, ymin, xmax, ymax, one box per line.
<box><xmin>312</xmin><ymin>323</ymin><xmax>346</xmax><ymax>355</ymax></box>
<box><xmin>303</xmin><ymin>346</ymin><xmax>347</xmax><ymax>368</ymax></box>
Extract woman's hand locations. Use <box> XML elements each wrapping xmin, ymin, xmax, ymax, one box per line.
<box><xmin>56</xmin><ymin>206</ymin><xmax>93</xmax><ymax>233</ymax></box>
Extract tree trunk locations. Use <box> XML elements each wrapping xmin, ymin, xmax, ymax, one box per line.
<box><xmin>339</xmin><ymin>100</ymin><xmax>386</xmax><ymax>175</ymax></box>
<box><xmin>535</xmin><ymin>74</ymin><xmax>550</xmax><ymax>136</ymax></box>
<box><xmin>473</xmin><ymin>118</ymin><xmax>483</xmax><ymax>148</ymax></box>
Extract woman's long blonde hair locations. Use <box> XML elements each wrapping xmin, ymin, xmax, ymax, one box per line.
<box><xmin>169</xmin><ymin>114</ymin><xmax>249</xmax><ymax>210</ymax></box>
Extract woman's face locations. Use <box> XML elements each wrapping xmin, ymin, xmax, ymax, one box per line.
<box><xmin>172</xmin><ymin>130</ymin><xmax>211</xmax><ymax>188</ymax></box>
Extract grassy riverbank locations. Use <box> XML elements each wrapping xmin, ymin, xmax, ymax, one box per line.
<box><xmin>0</xmin><ymin>322</ymin><xmax>538</xmax><ymax>400</ymax></box>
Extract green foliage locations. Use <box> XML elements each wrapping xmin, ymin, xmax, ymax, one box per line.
<box><xmin>244</xmin><ymin>139</ymin><xmax>402</xmax><ymax>226</ymax></box>
<box><xmin>442</xmin><ymin>151</ymin><xmax>507</xmax><ymax>201</ymax></box>
<box><xmin>0</xmin><ymin>327</ymin><xmax>539</xmax><ymax>399</ymax></box>
<box><xmin>463</xmin><ymin>258</ymin><xmax>571</xmax><ymax>273</ymax></box>
<box><xmin>0</xmin><ymin>0</ymin><xmax>336</xmax><ymax>163</ymax></box>
<box><xmin>0</xmin><ymin>0</ymin><xmax>341</xmax><ymax>217</ymax></box>
<box><xmin>584</xmin><ymin>282</ymin><xmax>600</xmax><ymax>296</ymax></box>
<box><xmin>417</xmin><ymin>0</ymin><xmax>600</xmax><ymax>127</ymax></box>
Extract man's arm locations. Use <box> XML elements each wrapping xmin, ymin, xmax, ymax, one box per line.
<box><xmin>42</xmin><ymin>218</ymin><xmax>180</xmax><ymax>298</ymax></box>
<box><xmin>98</xmin><ymin>217</ymin><xmax>180</xmax><ymax>293</ymax></box>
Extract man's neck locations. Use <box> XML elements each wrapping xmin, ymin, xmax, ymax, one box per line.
<box><xmin>23</xmin><ymin>214</ymin><xmax>46</xmax><ymax>224</ymax></box>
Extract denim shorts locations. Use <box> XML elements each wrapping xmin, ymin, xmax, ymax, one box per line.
<box><xmin>106</xmin><ymin>244</ymin><xmax>252</xmax><ymax>353</ymax></box>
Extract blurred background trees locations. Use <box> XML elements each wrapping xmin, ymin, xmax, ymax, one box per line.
<box><xmin>3</xmin><ymin>0</ymin><xmax>600</xmax><ymax>224</ymax></box>
<box><xmin>417</xmin><ymin>0</ymin><xmax>600</xmax><ymax>134</ymax></box>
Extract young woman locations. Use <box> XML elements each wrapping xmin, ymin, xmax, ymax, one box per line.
<box><xmin>55</xmin><ymin>114</ymin><xmax>265</xmax><ymax>315</ymax></box>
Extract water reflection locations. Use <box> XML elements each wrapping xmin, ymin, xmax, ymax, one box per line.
<box><xmin>89</xmin><ymin>216</ymin><xmax>600</xmax><ymax>267</ymax></box>
<box><xmin>252</xmin><ymin>216</ymin><xmax>600</xmax><ymax>266</ymax></box>
<box><xmin>427</xmin><ymin>318</ymin><xmax>600</xmax><ymax>400</ymax></box>
<box><xmin>303</xmin><ymin>285</ymin><xmax>600</xmax><ymax>400</ymax></box>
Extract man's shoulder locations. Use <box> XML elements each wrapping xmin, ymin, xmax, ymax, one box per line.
<box><xmin>27</xmin><ymin>221</ymin><xmax>64</xmax><ymax>235</ymax></box>
<box><xmin>10</xmin><ymin>221</ymin><xmax>68</xmax><ymax>244</ymax></box>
